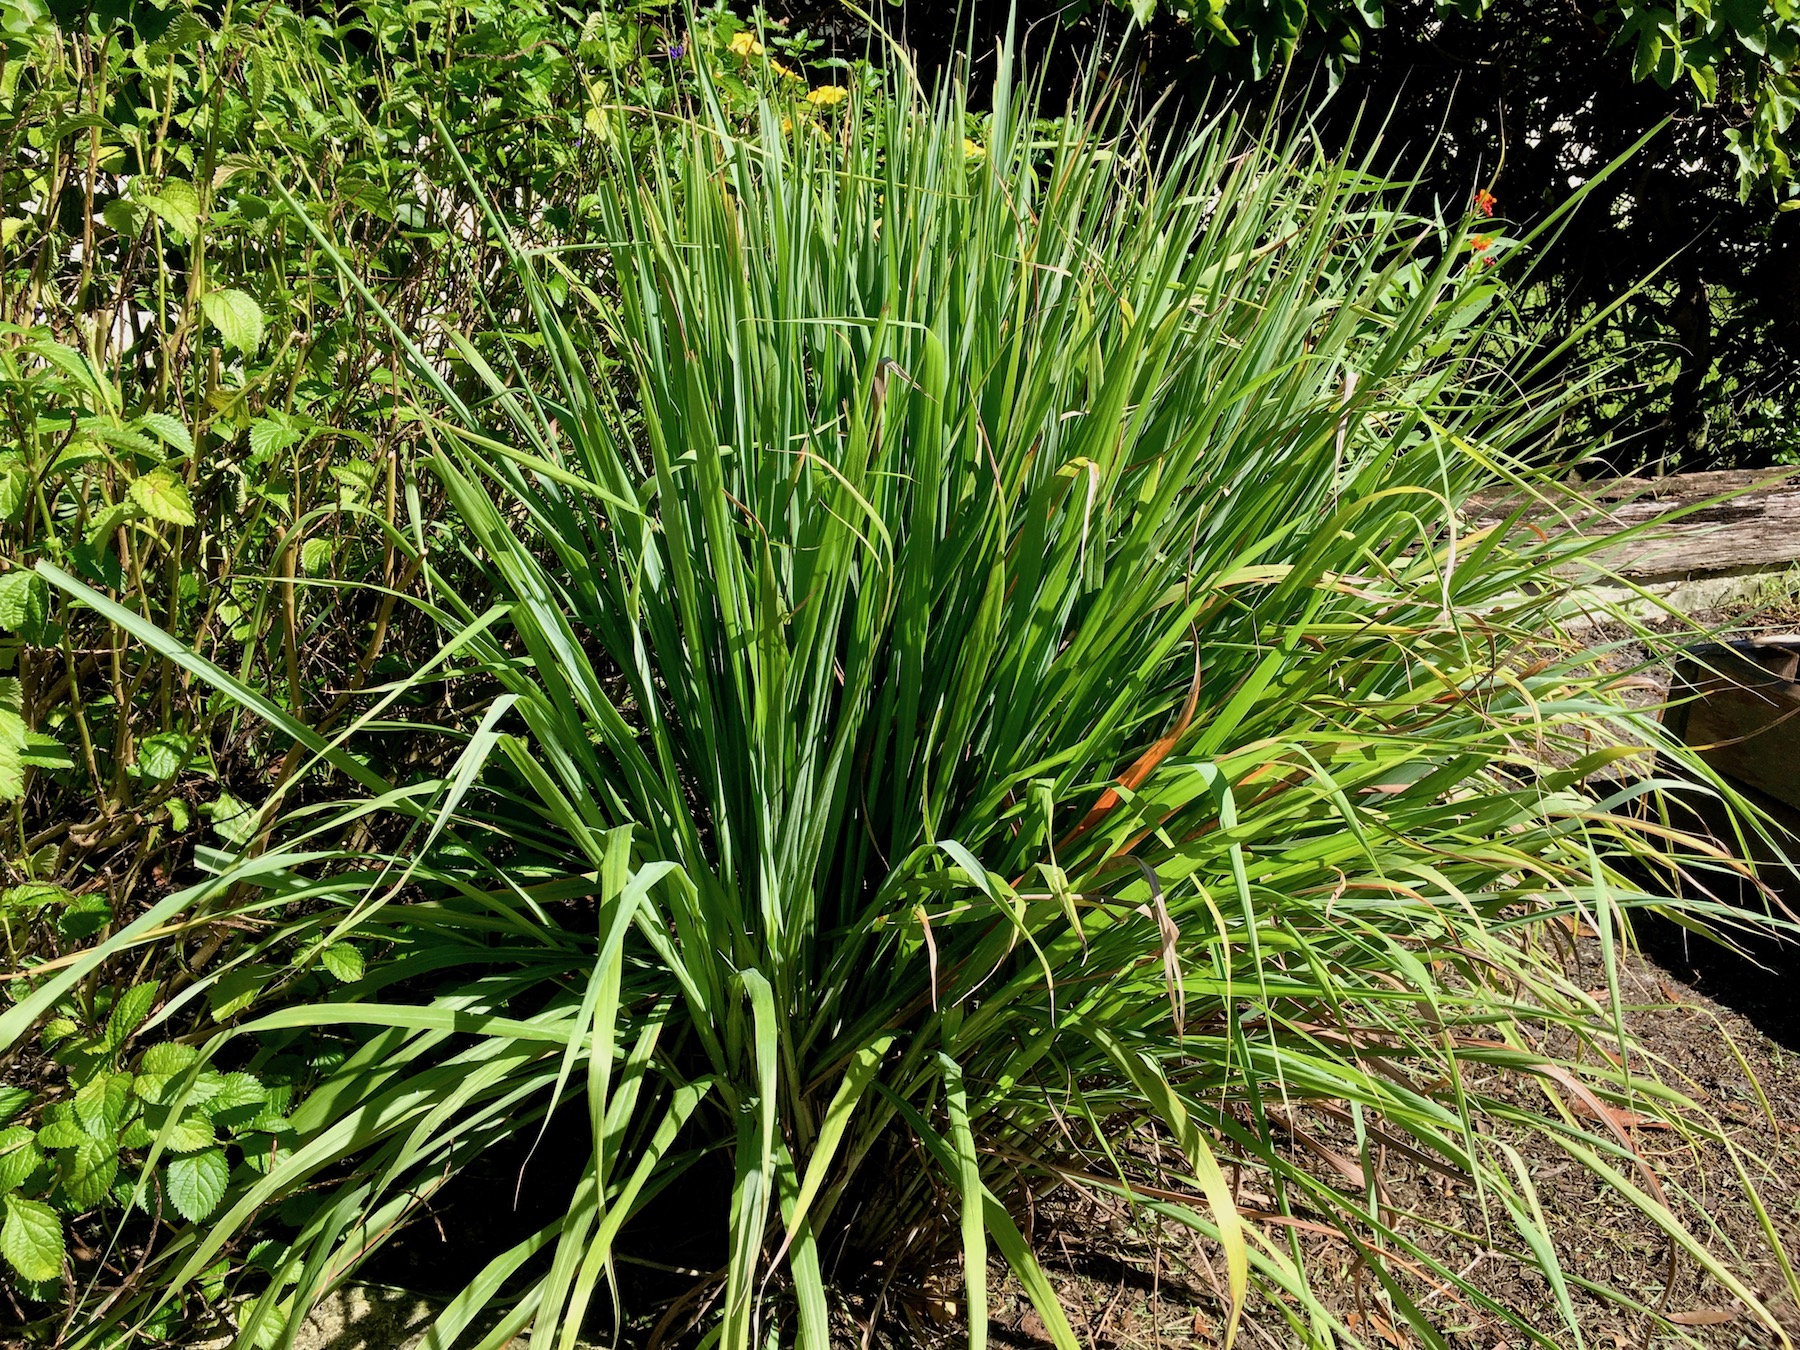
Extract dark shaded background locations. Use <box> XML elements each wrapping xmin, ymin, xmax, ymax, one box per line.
<box><xmin>787</xmin><ymin>0</ymin><xmax>1800</xmax><ymax>474</ymax></box>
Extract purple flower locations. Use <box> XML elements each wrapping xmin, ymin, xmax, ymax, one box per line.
<box><xmin>666</xmin><ymin>42</ymin><xmax>685</xmax><ymax>58</ymax></box>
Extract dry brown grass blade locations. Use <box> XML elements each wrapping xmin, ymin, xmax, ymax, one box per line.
<box><xmin>1059</xmin><ymin>644</ymin><xmax>1204</xmax><ymax>851</ymax></box>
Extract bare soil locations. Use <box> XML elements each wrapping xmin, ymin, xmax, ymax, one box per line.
<box><xmin>877</xmin><ymin>941</ymin><xmax>1800</xmax><ymax>1350</ymax></box>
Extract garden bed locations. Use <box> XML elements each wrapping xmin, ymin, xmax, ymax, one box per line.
<box><xmin>283</xmin><ymin>936</ymin><xmax>1800</xmax><ymax>1350</ymax></box>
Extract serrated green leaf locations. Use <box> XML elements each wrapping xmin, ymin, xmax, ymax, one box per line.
<box><xmin>72</xmin><ymin>1075</ymin><xmax>109</xmax><ymax>1137</ymax></box>
<box><xmin>247</xmin><ymin>417</ymin><xmax>300</xmax><ymax>462</ymax></box>
<box><xmin>165</xmin><ymin>1147</ymin><xmax>228</xmax><ymax>1222</ymax></box>
<box><xmin>40</xmin><ymin>1020</ymin><xmax>79</xmax><ymax>1048</ymax></box>
<box><xmin>202</xmin><ymin>1072</ymin><xmax>263</xmax><ymax>1116</ymax></box>
<box><xmin>134</xmin><ymin>413</ymin><xmax>194</xmax><ymax>457</ymax></box>
<box><xmin>0</xmin><ymin>1150</ymin><xmax>39</xmax><ymax>1195</ymax></box>
<box><xmin>135</xmin><ymin>731</ymin><xmax>192</xmax><ymax>782</ymax></box>
<box><xmin>0</xmin><ymin>883</ymin><xmax>67</xmax><ymax>915</ymax></box>
<box><xmin>0</xmin><ymin>1087</ymin><xmax>30</xmax><ymax>1127</ymax></box>
<box><xmin>158</xmin><ymin>1114</ymin><xmax>216</xmax><ymax>1154</ymax></box>
<box><xmin>0</xmin><ymin>465</ymin><xmax>29</xmax><ymax>522</ymax></box>
<box><xmin>86</xmin><ymin>422</ymin><xmax>157</xmax><ymax>457</ymax></box>
<box><xmin>318</xmin><ymin>943</ymin><xmax>364</xmax><ymax>983</ymax></box>
<box><xmin>0</xmin><ymin>730</ymin><xmax>22</xmax><ymax>800</ymax></box>
<box><xmin>137</xmin><ymin>1043</ymin><xmax>198</xmax><ymax>1077</ymax></box>
<box><xmin>22</xmin><ymin>733</ymin><xmax>71</xmax><ymax>772</ymax></box>
<box><xmin>55</xmin><ymin>893</ymin><xmax>111</xmax><ymax>942</ymax></box>
<box><xmin>35</xmin><ymin>1120</ymin><xmax>85</xmax><ymax>1149</ymax></box>
<box><xmin>73</xmin><ymin>1073</ymin><xmax>129</xmax><ymax>1137</ymax></box>
<box><xmin>299</xmin><ymin>536</ymin><xmax>334</xmax><ymax>577</ymax></box>
<box><xmin>200</xmin><ymin>288</ymin><xmax>264</xmax><ymax>354</ymax></box>
<box><xmin>207</xmin><ymin>964</ymin><xmax>269</xmax><ymax>1021</ymax></box>
<box><xmin>0</xmin><ymin>1126</ymin><xmax>40</xmax><ymax>1192</ymax></box>
<box><xmin>100</xmin><ymin>198</ymin><xmax>145</xmax><ymax>236</ymax></box>
<box><xmin>206</xmin><ymin>791</ymin><xmax>258</xmax><ymax>846</ymax></box>
<box><xmin>28</xmin><ymin>338</ymin><xmax>106</xmax><ymax>402</ymax></box>
<box><xmin>61</xmin><ymin>1137</ymin><xmax>118</xmax><ymax>1208</ymax></box>
<box><xmin>138</xmin><ymin>179</ymin><xmax>200</xmax><ymax>239</ymax></box>
<box><xmin>1</xmin><ymin>1195</ymin><xmax>62</xmax><ymax>1281</ymax></box>
<box><xmin>84</xmin><ymin>499</ymin><xmax>134</xmax><ymax>547</ymax></box>
<box><xmin>128</xmin><ymin>469</ymin><xmax>197</xmax><ymax>527</ymax></box>
<box><xmin>104</xmin><ymin>982</ymin><xmax>158</xmax><ymax>1051</ymax></box>
<box><xmin>0</xmin><ymin>572</ymin><xmax>47</xmax><ymax>641</ymax></box>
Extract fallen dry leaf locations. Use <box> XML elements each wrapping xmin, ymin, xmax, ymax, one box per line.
<box><xmin>1018</xmin><ymin>1310</ymin><xmax>1053</xmax><ymax>1344</ymax></box>
<box><xmin>1668</xmin><ymin>1308</ymin><xmax>1739</xmax><ymax>1326</ymax></box>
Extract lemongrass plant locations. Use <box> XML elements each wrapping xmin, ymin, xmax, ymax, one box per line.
<box><xmin>26</xmin><ymin>34</ymin><xmax>1795</xmax><ymax>1350</ymax></box>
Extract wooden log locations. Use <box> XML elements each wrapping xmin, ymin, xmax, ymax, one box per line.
<box><xmin>1475</xmin><ymin>469</ymin><xmax>1800</xmax><ymax>586</ymax></box>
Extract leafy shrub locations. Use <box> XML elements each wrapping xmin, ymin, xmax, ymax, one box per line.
<box><xmin>1098</xmin><ymin>0</ymin><xmax>1800</xmax><ymax>198</ymax></box>
<box><xmin>29</xmin><ymin>33</ymin><xmax>1794</xmax><ymax>1350</ymax></box>
<box><xmin>0</xmin><ymin>0</ymin><xmax>882</xmax><ymax>1334</ymax></box>
<box><xmin>0</xmin><ymin>967</ymin><xmax>290</xmax><ymax>1297</ymax></box>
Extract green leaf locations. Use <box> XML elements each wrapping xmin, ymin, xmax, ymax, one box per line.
<box><xmin>22</xmin><ymin>733</ymin><xmax>71</xmax><ymax>772</ymax></box>
<box><xmin>0</xmin><ymin>1126</ymin><xmax>40</xmax><ymax>1192</ymax></box>
<box><xmin>165</xmin><ymin>1147</ymin><xmax>228</xmax><ymax>1223</ymax></box>
<box><xmin>100</xmin><ymin>198</ymin><xmax>145</xmax><ymax>236</ymax></box>
<box><xmin>318</xmin><ymin>943</ymin><xmax>364</xmax><ymax>983</ymax></box>
<box><xmin>61</xmin><ymin>1137</ymin><xmax>118</xmax><ymax>1208</ymax></box>
<box><xmin>200</xmin><ymin>288</ymin><xmax>265</xmax><ymax>355</ymax></box>
<box><xmin>0</xmin><ymin>571</ymin><xmax>48</xmax><ymax>641</ymax></box>
<box><xmin>35</xmin><ymin>1120</ymin><xmax>85</xmax><ymax>1149</ymax></box>
<box><xmin>128</xmin><ymin>469</ymin><xmax>197</xmax><ymax>527</ymax></box>
<box><xmin>206</xmin><ymin>965</ymin><xmax>269</xmax><ymax>1021</ymax></box>
<box><xmin>135</xmin><ymin>731</ymin><xmax>192</xmax><ymax>782</ymax></box>
<box><xmin>159</xmin><ymin>1114</ymin><xmax>216</xmax><ymax>1154</ymax></box>
<box><xmin>138</xmin><ymin>179</ymin><xmax>200</xmax><ymax>240</ymax></box>
<box><xmin>138</xmin><ymin>1043</ymin><xmax>199</xmax><ymax>1077</ymax></box>
<box><xmin>201</xmin><ymin>1072</ymin><xmax>264</xmax><ymax>1119</ymax></box>
<box><xmin>0</xmin><ymin>883</ymin><xmax>62</xmax><ymax>918</ymax></box>
<box><xmin>299</xmin><ymin>536</ymin><xmax>335</xmax><ymax>577</ymax></box>
<box><xmin>55</xmin><ymin>893</ymin><xmax>111</xmax><ymax>942</ymax></box>
<box><xmin>247</xmin><ymin>416</ymin><xmax>301</xmax><ymax>462</ymax></box>
<box><xmin>134</xmin><ymin>413</ymin><xmax>195</xmax><ymax>457</ymax></box>
<box><xmin>0</xmin><ymin>1087</ymin><xmax>30</xmax><ymax>1127</ymax></box>
<box><xmin>206</xmin><ymin>791</ymin><xmax>258</xmax><ymax>846</ymax></box>
<box><xmin>0</xmin><ymin>464</ymin><xmax>29</xmax><ymax>522</ymax></box>
<box><xmin>1</xmin><ymin>1195</ymin><xmax>64</xmax><ymax>1282</ymax></box>
<box><xmin>104</xmin><ymin>982</ymin><xmax>159</xmax><ymax>1051</ymax></box>
<box><xmin>73</xmin><ymin>1073</ymin><xmax>129</xmax><ymax>1136</ymax></box>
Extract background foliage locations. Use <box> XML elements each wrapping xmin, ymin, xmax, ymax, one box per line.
<box><xmin>0</xmin><ymin>0</ymin><xmax>860</xmax><ymax>1316</ymax></box>
<box><xmin>858</xmin><ymin>0</ymin><xmax>1800</xmax><ymax>472</ymax></box>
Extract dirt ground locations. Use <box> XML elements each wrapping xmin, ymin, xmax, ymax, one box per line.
<box><xmin>860</xmin><ymin>940</ymin><xmax>1800</xmax><ymax>1350</ymax></box>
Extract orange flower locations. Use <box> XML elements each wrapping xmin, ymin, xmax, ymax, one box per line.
<box><xmin>1473</xmin><ymin>189</ymin><xmax>1496</xmax><ymax>216</ymax></box>
<box><xmin>1470</xmin><ymin>234</ymin><xmax>1493</xmax><ymax>252</ymax></box>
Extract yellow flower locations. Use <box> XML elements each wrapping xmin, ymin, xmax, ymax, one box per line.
<box><xmin>781</xmin><ymin>116</ymin><xmax>794</xmax><ymax>134</ymax></box>
<box><xmin>806</xmin><ymin>84</ymin><xmax>848</xmax><ymax>107</ymax></box>
<box><xmin>728</xmin><ymin>31</ymin><xmax>763</xmax><ymax>56</ymax></box>
<box><xmin>771</xmin><ymin>60</ymin><xmax>802</xmax><ymax>80</ymax></box>
<box><xmin>963</xmin><ymin>138</ymin><xmax>984</xmax><ymax>158</ymax></box>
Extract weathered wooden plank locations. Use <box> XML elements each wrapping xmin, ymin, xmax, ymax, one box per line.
<box><xmin>1477</xmin><ymin>469</ymin><xmax>1800</xmax><ymax>584</ymax></box>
